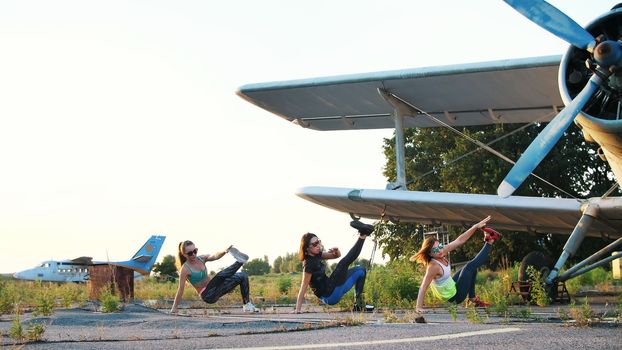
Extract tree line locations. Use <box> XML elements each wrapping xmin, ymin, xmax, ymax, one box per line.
<box><xmin>152</xmin><ymin>252</ymin><xmax>371</xmax><ymax>280</ymax></box>
<box><xmin>152</xmin><ymin>252</ymin><xmax>306</xmax><ymax>280</ymax></box>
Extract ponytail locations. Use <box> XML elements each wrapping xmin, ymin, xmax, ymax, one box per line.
<box><xmin>176</xmin><ymin>240</ymin><xmax>193</xmax><ymax>271</ymax></box>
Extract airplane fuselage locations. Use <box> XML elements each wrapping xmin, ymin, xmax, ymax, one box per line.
<box><xmin>13</xmin><ymin>260</ymin><xmax>89</xmax><ymax>282</ymax></box>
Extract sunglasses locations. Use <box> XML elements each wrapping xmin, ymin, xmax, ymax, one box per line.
<box><xmin>185</xmin><ymin>248</ymin><xmax>198</xmax><ymax>256</ymax></box>
<box><xmin>431</xmin><ymin>243</ymin><xmax>444</xmax><ymax>254</ymax></box>
<box><xmin>310</xmin><ymin>240</ymin><xmax>322</xmax><ymax>248</ymax></box>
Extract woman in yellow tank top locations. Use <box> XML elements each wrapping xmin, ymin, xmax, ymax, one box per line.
<box><xmin>411</xmin><ymin>216</ymin><xmax>501</xmax><ymax>313</ymax></box>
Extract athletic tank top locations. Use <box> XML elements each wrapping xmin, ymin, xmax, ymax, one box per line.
<box><xmin>429</xmin><ymin>258</ymin><xmax>456</xmax><ymax>301</ymax></box>
<box><xmin>185</xmin><ymin>257</ymin><xmax>207</xmax><ymax>286</ymax></box>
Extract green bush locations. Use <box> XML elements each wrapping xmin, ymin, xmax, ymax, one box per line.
<box><xmin>33</xmin><ymin>291</ymin><xmax>55</xmax><ymax>317</ymax></box>
<box><xmin>365</xmin><ymin>260</ymin><xmax>420</xmax><ymax>307</ymax></box>
<box><xmin>277</xmin><ymin>276</ymin><xmax>292</xmax><ymax>294</ymax></box>
<box><xmin>100</xmin><ymin>289</ymin><xmax>120</xmax><ymax>313</ymax></box>
<box><xmin>0</xmin><ymin>281</ymin><xmax>17</xmax><ymax>314</ymax></box>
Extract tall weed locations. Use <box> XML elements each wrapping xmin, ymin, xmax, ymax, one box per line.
<box><xmin>526</xmin><ymin>266</ymin><xmax>549</xmax><ymax>306</ymax></box>
<box><xmin>568</xmin><ymin>297</ymin><xmax>597</xmax><ymax>326</ymax></box>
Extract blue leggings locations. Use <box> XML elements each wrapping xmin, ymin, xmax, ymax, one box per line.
<box><xmin>320</xmin><ymin>266</ymin><xmax>366</xmax><ymax>305</ymax></box>
<box><xmin>448</xmin><ymin>243</ymin><xmax>491</xmax><ymax>304</ymax></box>
<box><xmin>319</xmin><ymin>237</ymin><xmax>367</xmax><ymax>305</ymax></box>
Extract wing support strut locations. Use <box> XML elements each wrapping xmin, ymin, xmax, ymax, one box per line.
<box><xmin>377</xmin><ymin>88</ymin><xmax>417</xmax><ymax>191</ymax></box>
<box><xmin>546</xmin><ymin>204</ymin><xmax>599</xmax><ymax>284</ymax></box>
<box><xmin>558</xmin><ymin>237</ymin><xmax>622</xmax><ymax>281</ymax></box>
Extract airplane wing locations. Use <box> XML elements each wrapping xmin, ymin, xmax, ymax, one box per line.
<box><xmin>70</xmin><ymin>257</ymin><xmax>93</xmax><ymax>265</ymax></box>
<box><xmin>298</xmin><ymin>186</ymin><xmax>622</xmax><ymax>238</ymax></box>
<box><xmin>238</xmin><ymin>55</ymin><xmax>563</xmax><ymax>131</ymax></box>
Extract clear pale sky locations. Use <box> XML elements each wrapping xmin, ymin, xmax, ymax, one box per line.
<box><xmin>0</xmin><ymin>1</ymin><xmax>614</xmax><ymax>274</ymax></box>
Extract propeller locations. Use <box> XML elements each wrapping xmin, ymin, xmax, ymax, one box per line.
<box><xmin>497</xmin><ymin>0</ymin><xmax>621</xmax><ymax>197</ymax></box>
<box><xmin>504</xmin><ymin>0</ymin><xmax>595</xmax><ymax>52</ymax></box>
<box><xmin>497</xmin><ymin>75</ymin><xmax>602</xmax><ymax>197</ymax></box>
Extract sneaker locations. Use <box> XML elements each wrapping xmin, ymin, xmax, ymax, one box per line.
<box><xmin>414</xmin><ymin>316</ymin><xmax>426</xmax><ymax>324</ymax></box>
<box><xmin>466</xmin><ymin>296</ymin><xmax>491</xmax><ymax>308</ymax></box>
<box><xmin>481</xmin><ymin>227</ymin><xmax>502</xmax><ymax>243</ymax></box>
<box><xmin>350</xmin><ymin>220</ymin><xmax>374</xmax><ymax>236</ymax></box>
<box><xmin>242</xmin><ymin>302</ymin><xmax>257</xmax><ymax>313</ymax></box>
<box><xmin>352</xmin><ymin>304</ymin><xmax>375</xmax><ymax>312</ymax></box>
<box><xmin>228</xmin><ymin>246</ymin><xmax>249</xmax><ymax>263</ymax></box>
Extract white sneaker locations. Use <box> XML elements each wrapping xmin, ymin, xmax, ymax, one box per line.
<box><xmin>228</xmin><ymin>246</ymin><xmax>249</xmax><ymax>263</ymax></box>
<box><xmin>243</xmin><ymin>302</ymin><xmax>257</xmax><ymax>313</ymax></box>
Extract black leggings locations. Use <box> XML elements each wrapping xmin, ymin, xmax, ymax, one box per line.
<box><xmin>449</xmin><ymin>243</ymin><xmax>491</xmax><ymax>303</ymax></box>
<box><xmin>200</xmin><ymin>261</ymin><xmax>250</xmax><ymax>304</ymax></box>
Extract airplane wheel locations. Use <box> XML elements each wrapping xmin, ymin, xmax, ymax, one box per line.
<box><xmin>517</xmin><ymin>251</ymin><xmax>555</xmax><ymax>300</ymax></box>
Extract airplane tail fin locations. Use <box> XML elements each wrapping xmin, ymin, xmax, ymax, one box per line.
<box><xmin>111</xmin><ymin>235</ymin><xmax>166</xmax><ymax>275</ymax></box>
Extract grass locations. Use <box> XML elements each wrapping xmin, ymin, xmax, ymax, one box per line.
<box><xmin>565</xmin><ymin>267</ymin><xmax>613</xmax><ymax>295</ymax></box>
<box><xmin>9</xmin><ymin>314</ymin><xmax>24</xmax><ymax>341</ymax></box>
<box><xmin>568</xmin><ymin>297</ymin><xmax>597</xmax><ymax>327</ymax></box>
<box><xmin>382</xmin><ymin>310</ymin><xmax>419</xmax><ymax>323</ymax></box>
<box><xmin>465</xmin><ymin>304</ymin><xmax>483</xmax><ymax>323</ymax></box>
<box><xmin>447</xmin><ymin>303</ymin><xmax>458</xmax><ymax>321</ymax></box>
<box><xmin>0</xmin><ymin>263</ymin><xmax>618</xmax><ymax>320</ymax></box>
<box><xmin>26</xmin><ymin>322</ymin><xmax>46</xmax><ymax>342</ymax></box>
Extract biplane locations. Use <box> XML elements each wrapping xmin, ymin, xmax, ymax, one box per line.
<box><xmin>238</xmin><ymin>1</ymin><xmax>622</xmax><ymax>293</ymax></box>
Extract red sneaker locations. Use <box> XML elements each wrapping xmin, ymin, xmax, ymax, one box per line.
<box><xmin>481</xmin><ymin>227</ymin><xmax>502</xmax><ymax>243</ymax></box>
<box><xmin>467</xmin><ymin>296</ymin><xmax>491</xmax><ymax>308</ymax></box>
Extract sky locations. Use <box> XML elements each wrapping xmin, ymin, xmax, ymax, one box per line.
<box><xmin>0</xmin><ymin>0</ymin><xmax>615</xmax><ymax>274</ymax></box>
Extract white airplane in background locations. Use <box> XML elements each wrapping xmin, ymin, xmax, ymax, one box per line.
<box><xmin>238</xmin><ymin>1</ymin><xmax>622</xmax><ymax>295</ymax></box>
<box><xmin>13</xmin><ymin>235</ymin><xmax>165</xmax><ymax>282</ymax></box>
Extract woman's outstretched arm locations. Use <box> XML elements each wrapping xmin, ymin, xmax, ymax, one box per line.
<box><xmin>170</xmin><ymin>267</ymin><xmax>189</xmax><ymax>314</ymax></box>
<box><xmin>294</xmin><ymin>272</ymin><xmax>312</xmax><ymax>313</ymax></box>
<box><xmin>443</xmin><ymin>216</ymin><xmax>491</xmax><ymax>253</ymax></box>
<box><xmin>416</xmin><ymin>264</ymin><xmax>438</xmax><ymax>313</ymax></box>
<box><xmin>203</xmin><ymin>247</ymin><xmax>230</xmax><ymax>262</ymax></box>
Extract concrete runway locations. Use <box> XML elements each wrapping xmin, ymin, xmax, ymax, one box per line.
<box><xmin>1</xmin><ymin>301</ymin><xmax>620</xmax><ymax>349</ymax></box>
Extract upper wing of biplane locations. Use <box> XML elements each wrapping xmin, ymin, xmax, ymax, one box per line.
<box><xmin>238</xmin><ymin>55</ymin><xmax>563</xmax><ymax>130</ymax></box>
<box><xmin>298</xmin><ymin>186</ymin><xmax>622</xmax><ymax>239</ymax></box>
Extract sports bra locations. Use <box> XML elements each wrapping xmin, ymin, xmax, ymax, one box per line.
<box><xmin>185</xmin><ymin>257</ymin><xmax>207</xmax><ymax>286</ymax></box>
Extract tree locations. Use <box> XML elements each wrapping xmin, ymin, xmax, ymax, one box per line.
<box><xmin>242</xmin><ymin>257</ymin><xmax>271</xmax><ymax>276</ymax></box>
<box><xmin>272</xmin><ymin>256</ymin><xmax>283</xmax><ymax>273</ymax></box>
<box><xmin>379</xmin><ymin>123</ymin><xmax>617</xmax><ymax>266</ymax></box>
<box><xmin>152</xmin><ymin>255</ymin><xmax>178</xmax><ymax>282</ymax></box>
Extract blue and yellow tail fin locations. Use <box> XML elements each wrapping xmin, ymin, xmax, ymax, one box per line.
<box><xmin>112</xmin><ymin>235</ymin><xmax>166</xmax><ymax>275</ymax></box>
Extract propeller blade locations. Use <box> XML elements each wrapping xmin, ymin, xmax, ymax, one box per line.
<box><xmin>497</xmin><ymin>75</ymin><xmax>602</xmax><ymax>198</ymax></box>
<box><xmin>504</xmin><ymin>0</ymin><xmax>595</xmax><ymax>51</ymax></box>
